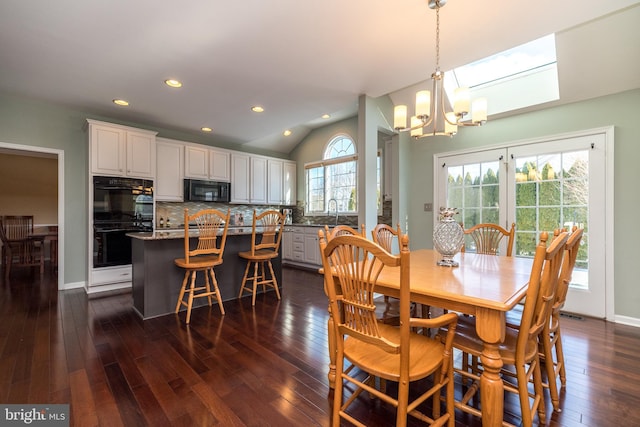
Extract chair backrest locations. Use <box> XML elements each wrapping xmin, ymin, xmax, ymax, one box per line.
<box><xmin>324</xmin><ymin>224</ymin><xmax>366</xmax><ymax>240</ymax></box>
<box><xmin>319</xmin><ymin>230</ymin><xmax>411</xmax><ymax>356</ymax></box>
<box><xmin>462</xmin><ymin>222</ymin><xmax>515</xmax><ymax>256</ymax></box>
<box><xmin>554</xmin><ymin>226</ymin><xmax>584</xmax><ymax>313</ymax></box>
<box><xmin>516</xmin><ymin>230</ymin><xmax>568</xmax><ymax>357</ymax></box>
<box><xmin>371</xmin><ymin>223</ymin><xmax>402</xmax><ymax>253</ymax></box>
<box><xmin>183</xmin><ymin>209</ymin><xmax>230</xmax><ymax>264</ymax></box>
<box><xmin>250</xmin><ymin>210</ymin><xmax>285</xmax><ymax>255</ymax></box>
<box><xmin>2</xmin><ymin>215</ymin><xmax>34</xmax><ymax>240</ymax></box>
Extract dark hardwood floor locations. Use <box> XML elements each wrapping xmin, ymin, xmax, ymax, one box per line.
<box><xmin>1</xmin><ymin>263</ymin><xmax>639</xmax><ymax>426</ymax></box>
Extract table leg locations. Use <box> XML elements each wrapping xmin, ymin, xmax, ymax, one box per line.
<box><xmin>475</xmin><ymin>308</ymin><xmax>506</xmax><ymax>427</ymax></box>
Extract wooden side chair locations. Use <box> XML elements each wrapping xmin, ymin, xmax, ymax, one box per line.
<box><xmin>462</xmin><ymin>222</ymin><xmax>516</xmax><ymax>256</ymax></box>
<box><xmin>371</xmin><ymin>223</ymin><xmax>420</xmax><ymax>325</ymax></box>
<box><xmin>448</xmin><ymin>230</ymin><xmax>568</xmax><ymax>427</ymax></box>
<box><xmin>174</xmin><ymin>208</ymin><xmax>230</xmax><ymax>324</ymax></box>
<box><xmin>0</xmin><ymin>215</ymin><xmax>44</xmax><ymax>279</ymax></box>
<box><xmin>238</xmin><ymin>210</ymin><xmax>285</xmax><ymax>306</ymax></box>
<box><xmin>540</xmin><ymin>226</ymin><xmax>584</xmax><ymax>412</ymax></box>
<box><xmin>319</xmin><ymin>230</ymin><xmax>459</xmax><ymax>427</ymax></box>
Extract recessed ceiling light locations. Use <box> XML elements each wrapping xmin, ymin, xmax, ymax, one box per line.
<box><xmin>283</xmin><ymin>130</ymin><xmax>292</xmax><ymax>136</ymax></box>
<box><xmin>321</xmin><ymin>114</ymin><xmax>331</xmax><ymax>119</ymax></box>
<box><xmin>113</xmin><ymin>99</ymin><xmax>129</xmax><ymax>106</ymax></box>
<box><xmin>201</xmin><ymin>127</ymin><xmax>212</xmax><ymax>132</ymax></box>
<box><xmin>251</xmin><ymin>106</ymin><xmax>264</xmax><ymax>113</ymax></box>
<box><xmin>165</xmin><ymin>79</ymin><xmax>182</xmax><ymax>88</ymax></box>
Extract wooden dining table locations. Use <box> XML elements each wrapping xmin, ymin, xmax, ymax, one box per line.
<box><xmin>324</xmin><ymin>248</ymin><xmax>534</xmax><ymax>427</ymax></box>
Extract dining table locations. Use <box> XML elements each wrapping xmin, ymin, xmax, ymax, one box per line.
<box><xmin>324</xmin><ymin>248</ymin><xmax>534</xmax><ymax>427</ymax></box>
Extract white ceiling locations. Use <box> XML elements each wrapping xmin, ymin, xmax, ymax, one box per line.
<box><xmin>1</xmin><ymin>0</ymin><xmax>638</xmax><ymax>154</ymax></box>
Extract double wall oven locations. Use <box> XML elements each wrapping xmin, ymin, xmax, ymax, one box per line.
<box><xmin>93</xmin><ymin>176</ymin><xmax>153</xmax><ymax>268</ymax></box>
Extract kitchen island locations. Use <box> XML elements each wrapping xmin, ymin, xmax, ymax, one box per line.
<box><xmin>128</xmin><ymin>227</ymin><xmax>282</xmax><ymax>320</ymax></box>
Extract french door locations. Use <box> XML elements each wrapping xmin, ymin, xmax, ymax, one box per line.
<box><xmin>435</xmin><ymin>130</ymin><xmax>610</xmax><ymax>318</ymax></box>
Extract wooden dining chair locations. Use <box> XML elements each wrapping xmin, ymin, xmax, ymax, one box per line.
<box><xmin>462</xmin><ymin>222</ymin><xmax>516</xmax><ymax>256</ymax></box>
<box><xmin>540</xmin><ymin>226</ymin><xmax>584</xmax><ymax>412</ymax></box>
<box><xmin>448</xmin><ymin>230</ymin><xmax>568</xmax><ymax>427</ymax></box>
<box><xmin>371</xmin><ymin>223</ymin><xmax>402</xmax><ymax>254</ymax></box>
<box><xmin>319</xmin><ymin>230</ymin><xmax>459</xmax><ymax>427</ymax></box>
<box><xmin>238</xmin><ymin>210</ymin><xmax>285</xmax><ymax>306</ymax></box>
<box><xmin>174</xmin><ymin>208</ymin><xmax>230</xmax><ymax>324</ymax></box>
<box><xmin>0</xmin><ymin>215</ymin><xmax>45</xmax><ymax>279</ymax></box>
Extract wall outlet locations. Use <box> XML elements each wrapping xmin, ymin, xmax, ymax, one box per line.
<box><xmin>424</xmin><ymin>203</ymin><xmax>433</xmax><ymax>212</ymax></box>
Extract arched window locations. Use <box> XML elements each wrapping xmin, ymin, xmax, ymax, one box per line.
<box><xmin>305</xmin><ymin>135</ymin><xmax>358</xmax><ymax>214</ymax></box>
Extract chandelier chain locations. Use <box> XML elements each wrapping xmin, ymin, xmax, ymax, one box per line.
<box><xmin>435</xmin><ymin>5</ymin><xmax>440</xmax><ymax>72</ymax></box>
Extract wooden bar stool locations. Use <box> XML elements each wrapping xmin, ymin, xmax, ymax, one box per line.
<box><xmin>174</xmin><ymin>208</ymin><xmax>230</xmax><ymax>324</ymax></box>
<box><xmin>237</xmin><ymin>210</ymin><xmax>285</xmax><ymax>306</ymax></box>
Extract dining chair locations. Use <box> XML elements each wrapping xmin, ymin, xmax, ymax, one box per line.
<box><xmin>540</xmin><ymin>226</ymin><xmax>584</xmax><ymax>412</ymax></box>
<box><xmin>461</xmin><ymin>222</ymin><xmax>516</xmax><ymax>256</ymax></box>
<box><xmin>0</xmin><ymin>215</ymin><xmax>45</xmax><ymax>279</ymax></box>
<box><xmin>319</xmin><ymin>230</ymin><xmax>459</xmax><ymax>427</ymax></box>
<box><xmin>237</xmin><ymin>210</ymin><xmax>285</xmax><ymax>306</ymax></box>
<box><xmin>174</xmin><ymin>208</ymin><xmax>230</xmax><ymax>324</ymax></box>
<box><xmin>447</xmin><ymin>230</ymin><xmax>568</xmax><ymax>427</ymax></box>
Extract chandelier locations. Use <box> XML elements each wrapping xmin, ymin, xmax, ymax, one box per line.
<box><xmin>393</xmin><ymin>0</ymin><xmax>487</xmax><ymax>138</ymax></box>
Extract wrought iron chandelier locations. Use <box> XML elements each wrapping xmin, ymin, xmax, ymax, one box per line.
<box><xmin>394</xmin><ymin>0</ymin><xmax>487</xmax><ymax>138</ymax></box>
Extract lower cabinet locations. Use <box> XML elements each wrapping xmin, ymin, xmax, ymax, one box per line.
<box><xmin>282</xmin><ymin>226</ymin><xmax>324</xmax><ymax>270</ymax></box>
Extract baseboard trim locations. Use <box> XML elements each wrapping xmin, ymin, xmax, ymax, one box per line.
<box><xmin>614</xmin><ymin>315</ymin><xmax>640</xmax><ymax>328</ymax></box>
<box><xmin>58</xmin><ymin>281</ymin><xmax>85</xmax><ymax>291</ymax></box>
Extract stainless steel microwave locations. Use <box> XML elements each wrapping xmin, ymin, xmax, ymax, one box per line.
<box><xmin>184</xmin><ymin>179</ymin><xmax>230</xmax><ymax>202</ymax></box>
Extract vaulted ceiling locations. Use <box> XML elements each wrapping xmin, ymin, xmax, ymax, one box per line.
<box><xmin>1</xmin><ymin>0</ymin><xmax>638</xmax><ymax>154</ymax></box>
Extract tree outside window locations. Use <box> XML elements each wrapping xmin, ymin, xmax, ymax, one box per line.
<box><xmin>305</xmin><ymin>135</ymin><xmax>358</xmax><ymax>214</ymax></box>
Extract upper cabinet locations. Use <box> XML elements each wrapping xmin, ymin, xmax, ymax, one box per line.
<box><xmin>88</xmin><ymin>119</ymin><xmax>157</xmax><ymax>179</ymax></box>
<box><xmin>250</xmin><ymin>156</ymin><xmax>268</xmax><ymax>204</ymax></box>
<box><xmin>156</xmin><ymin>138</ymin><xmax>184</xmax><ymax>201</ymax></box>
<box><xmin>230</xmin><ymin>152</ymin><xmax>250</xmax><ymax>203</ymax></box>
<box><xmin>283</xmin><ymin>161</ymin><xmax>296</xmax><ymax>206</ymax></box>
<box><xmin>185</xmin><ymin>145</ymin><xmax>230</xmax><ymax>182</ymax></box>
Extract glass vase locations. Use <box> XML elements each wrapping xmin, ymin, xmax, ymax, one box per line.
<box><xmin>433</xmin><ymin>207</ymin><xmax>464</xmax><ymax>267</ymax></box>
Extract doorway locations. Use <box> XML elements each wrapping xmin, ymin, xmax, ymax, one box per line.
<box><xmin>0</xmin><ymin>142</ymin><xmax>64</xmax><ymax>288</ymax></box>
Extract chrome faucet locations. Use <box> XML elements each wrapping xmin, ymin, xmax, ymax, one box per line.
<box><xmin>328</xmin><ymin>198</ymin><xmax>338</xmax><ymax>225</ymax></box>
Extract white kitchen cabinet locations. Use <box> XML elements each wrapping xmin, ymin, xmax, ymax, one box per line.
<box><xmin>283</xmin><ymin>161</ymin><xmax>296</xmax><ymax>206</ymax></box>
<box><xmin>267</xmin><ymin>158</ymin><xmax>284</xmax><ymax>204</ymax></box>
<box><xmin>231</xmin><ymin>152</ymin><xmax>250</xmax><ymax>203</ymax></box>
<box><xmin>88</xmin><ymin>119</ymin><xmax>156</xmax><ymax>179</ymax></box>
<box><xmin>156</xmin><ymin>138</ymin><xmax>184</xmax><ymax>201</ymax></box>
<box><xmin>185</xmin><ymin>145</ymin><xmax>231</xmax><ymax>182</ymax></box>
<box><xmin>209</xmin><ymin>148</ymin><xmax>230</xmax><ymax>182</ymax></box>
<box><xmin>303</xmin><ymin>227</ymin><xmax>321</xmax><ymax>266</ymax></box>
<box><xmin>184</xmin><ymin>145</ymin><xmax>209</xmax><ymax>179</ymax></box>
<box><xmin>250</xmin><ymin>155</ymin><xmax>267</xmax><ymax>204</ymax></box>
<box><xmin>282</xmin><ymin>228</ymin><xmax>294</xmax><ymax>260</ymax></box>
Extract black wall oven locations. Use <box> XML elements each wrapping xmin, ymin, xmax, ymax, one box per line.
<box><xmin>93</xmin><ymin>176</ymin><xmax>153</xmax><ymax>268</ymax></box>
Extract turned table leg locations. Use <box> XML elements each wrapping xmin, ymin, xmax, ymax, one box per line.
<box><xmin>475</xmin><ymin>308</ymin><xmax>506</xmax><ymax>427</ymax></box>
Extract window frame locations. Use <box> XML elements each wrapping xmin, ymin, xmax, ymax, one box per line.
<box><xmin>304</xmin><ymin>134</ymin><xmax>359</xmax><ymax>216</ymax></box>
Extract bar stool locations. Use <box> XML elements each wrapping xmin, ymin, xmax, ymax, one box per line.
<box><xmin>237</xmin><ymin>210</ymin><xmax>285</xmax><ymax>306</ymax></box>
<box><xmin>174</xmin><ymin>208</ymin><xmax>230</xmax><ymax>324</ymax></box>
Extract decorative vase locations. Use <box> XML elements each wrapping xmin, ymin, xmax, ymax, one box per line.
<box><xmin>433</xmin><ymin>207</ymin><xmax>464</xmax><ymax>267</ymax></box>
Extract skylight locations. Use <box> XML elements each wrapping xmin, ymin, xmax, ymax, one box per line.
<box><xmin>445</xmin><ymin>34</ymin><xmax>559</xmax><ymax>116</ymax></box>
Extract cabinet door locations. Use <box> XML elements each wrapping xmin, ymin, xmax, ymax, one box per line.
<box><xmin>156</xmin><ymin>140</ymin><xmax>184</xmax><ymax>201</ymax></box>
<box><xmin>231</xmin><ymin>153</ymin><xmax>250</xmax><ymax>203</ymax></box>
<box><xmin>303</xmin><ymin>232</ymin><xmax>320</xmax><ymax>266</ymax></box>
<box><xmin>282</xmin><ymin>230</ymin><xmax>293</xmax><ymax>260</ymax></box>
<box><xmin>283</xmin><ymin>161</ymin><xmax>296</xmax><ymax>206</ymax></box>
<box><xmin>91</xmin><ymin>124</ymin><xmax>126</xmax><ymax>176</ymax></box>
<box><xmin>267</xmin><ymin>159</ymin><xmax>284</xmax><ymax>205</ymax></box>
<box><xmin>126</xmin><ymin>131</ymin><xmax>156</xmax><ymax>178</ymax></box>
<box><xmin>209</xmin><ymin>149</ymin><xmax>230</xmax><ymax>182</ymax></box>
<box><xmin>250</xmin><ymin>156</ymin><xmax>267</xmax><ymax>204</ymax></box>
<box><xmin>184</xmin><ymin>145</ymin><xmax>209</xmax><ymax>179</ymax></box>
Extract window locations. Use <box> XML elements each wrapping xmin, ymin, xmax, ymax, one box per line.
<box><xmin>305</xmin><ymin>135</ymin><xmax>358</xmax><ymax>215</ymax></box>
